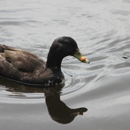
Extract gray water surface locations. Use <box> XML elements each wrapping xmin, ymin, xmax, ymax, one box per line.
<box><xmin>0</xmin><ymin>0</ymin><xmax>130</xmax><ymax>130</ymax></box>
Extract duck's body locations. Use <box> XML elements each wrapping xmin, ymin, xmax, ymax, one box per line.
<box><xmin>0</xmin><ymin>37</ymin><xmax>90</xmax><ymax>87</ymax></box>
<box><xmin>0</xmin><ymin>45</ymin><xmax>64</xmax><ymax>86</ymax></box>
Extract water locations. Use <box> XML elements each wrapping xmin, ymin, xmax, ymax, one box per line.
<box><xmin>0</xmin><ymin>0</ymin><xmax>130</xmax><ymax>129</ymax></box>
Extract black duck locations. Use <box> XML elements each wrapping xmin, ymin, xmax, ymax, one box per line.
<box><xmin>0</xmin><ymin>36</ymin><xmax>90</xmax><ymax>86</ymax></box>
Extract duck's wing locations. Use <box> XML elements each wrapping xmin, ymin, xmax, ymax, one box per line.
<box><xmin>0</xmin><ymin>44</ymin><xmax>45</xmax><ymax>73</ymax></box>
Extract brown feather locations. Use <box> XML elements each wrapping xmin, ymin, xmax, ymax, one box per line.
<box><xmin>4</xmin><ymin>50</ymin><xmax>45</xmax><ymax>72</ymax></box>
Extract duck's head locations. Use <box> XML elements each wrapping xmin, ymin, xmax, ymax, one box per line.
<box><xmin>47</xmin><ymin>36</ymin><xmax>90</xmax><ymax>68</ymax></box>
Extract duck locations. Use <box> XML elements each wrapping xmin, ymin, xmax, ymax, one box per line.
<box><xmin>0</xmin><ymin>36</ymin><xmax>90</xmax><ymax>87</ymax></box>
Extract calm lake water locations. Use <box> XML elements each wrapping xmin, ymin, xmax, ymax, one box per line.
<box><xmin>0</xmin><ymin>0</ymin><xmax>130</xmax><ymax>130</ymax></box>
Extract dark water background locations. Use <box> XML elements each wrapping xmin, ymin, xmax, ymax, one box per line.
<box><xmin>0</xmin><ymin>0</ymin><xmax>130</xmax><ymax>130</ymax></box>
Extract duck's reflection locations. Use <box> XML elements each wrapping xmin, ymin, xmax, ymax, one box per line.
<box><xmin>44</xmin><ymin>86</ymin><xmax>87</xmax><ymax>124</ymax></box>
<box><xmin>0</xmin><ymin>77</ymin><xmax>88</xmax><ymax>124</ymax></box>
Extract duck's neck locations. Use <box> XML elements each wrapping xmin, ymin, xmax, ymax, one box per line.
<box><xmin>46</xmin><ymin>51</ymin><xmax>63</xmax><ymax>69</ymax></box>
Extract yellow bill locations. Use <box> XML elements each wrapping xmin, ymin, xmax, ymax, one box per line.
<box><xmin>73</xmin><ymin>49</ymin><xmax>90</xmax><ymax>63</ymax></box>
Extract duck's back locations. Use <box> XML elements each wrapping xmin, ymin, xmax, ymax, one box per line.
<box><xmin>0</xmin><ymin>44</ymin><xmax>46</xmax><ymax>83</ymax></box>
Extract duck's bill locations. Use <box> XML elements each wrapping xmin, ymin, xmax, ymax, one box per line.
<box><xmin>73</xmin><ymin>49</ymin><xmax>90</xmax><ymax>64</ymax></box>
